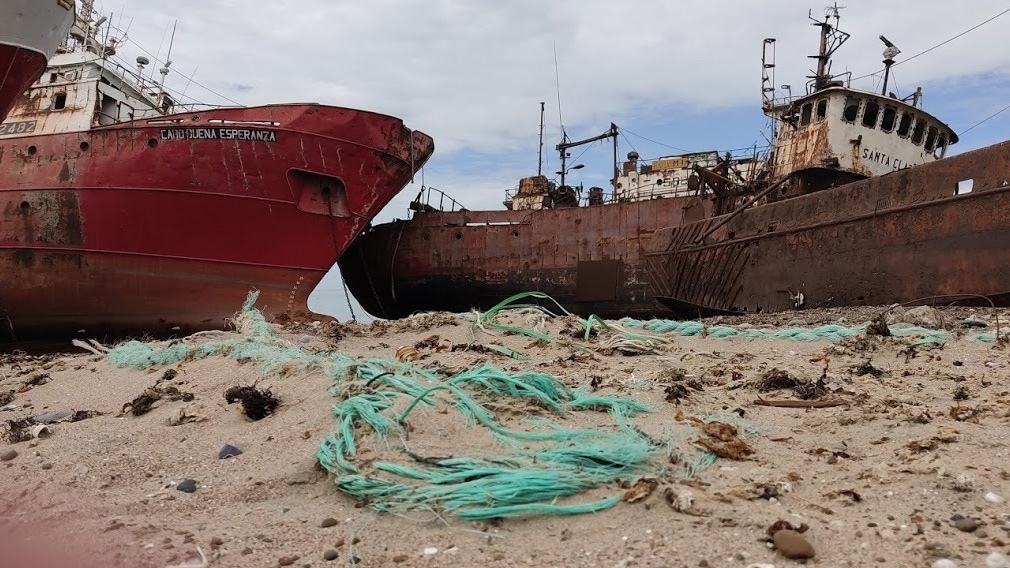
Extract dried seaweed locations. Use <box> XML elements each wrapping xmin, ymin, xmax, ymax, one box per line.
<box><xmin>224</xmin><ymin>385</ymin><xmax>279</xmax><ymax>421</ymax></box>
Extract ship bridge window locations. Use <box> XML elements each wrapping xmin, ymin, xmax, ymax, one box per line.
<box><xmin>800</xmin><ymin>103</ymin><xmax>813</xmax><ymax>126</ymax></box>
<box><xmin>924</xmin><ymin>126</ymin><xmax>939</xmax><ymax>152</ymax></box>
<box><xmin>911</xmin><ymin>120</ymin><xmax>926</xmax><ymax>145</ymax></box>
<box><xmin>862</xmin><ymin>100</ymin><xmax>880</xmax><ymax>129</ymax></box>
<box><xmin>934</xmin><ymin>133</ymin><xmax>948</xmax><ymax>158</ymax></box>
<box><xmin>880</xmin><ymin>105</ymin><xmax>897</xmax><ymax>132</ymax></box>
<box><xmin>897</xmin><ymin>112</ymin><xmax>913</xmax><ymax>138</ymax></box>
<box><xmin>842</xmin><ymin>96</ymin><xmax>861</xmax><ymax>122</ymax></box>
<box><xmin>815</xmin><ymin>99</ymin><xmax>827</xmax><ymax>121</ymax></box>
<box><xmin>53</xmin><ymin>93</ymin><xmax>67</xmax><ymax>110</ymax></box>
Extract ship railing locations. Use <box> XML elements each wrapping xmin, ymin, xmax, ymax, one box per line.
<box><xmin>410</xmin><ymin>185</ymin><xmax>468</xmax><ymax>214</ymax></box>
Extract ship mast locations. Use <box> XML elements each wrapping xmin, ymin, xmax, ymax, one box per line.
<box><xmin>807</xmin><ymin>4</ymin><xmax>849</xmax><ymax>92</ymax></box>
<box><xmin>538</xmin><ymin>102</ymin><xmax>545</xmax><ymax>176</ymax></box>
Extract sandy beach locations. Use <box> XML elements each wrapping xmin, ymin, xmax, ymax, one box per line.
<box><xmin>2</xmin><ymin>301</ymin><xmax>1010</xmax><ymax>568</ymax></box>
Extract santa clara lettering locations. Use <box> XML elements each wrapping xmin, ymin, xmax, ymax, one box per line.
<box><xmin>159</xmin><ymin>128</ymin><xmax>278</xmax><ymax>142</ymax></box>
<box><xmin>860</xmin><ymin>147</ymin><xmax>912</xmax><ymax>171</ymax></box>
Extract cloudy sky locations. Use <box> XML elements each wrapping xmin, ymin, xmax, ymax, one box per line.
<box><xmin>96</xmin><ymin>0</ymin><xmax>1010</xmax><ymax>318</ymax></box>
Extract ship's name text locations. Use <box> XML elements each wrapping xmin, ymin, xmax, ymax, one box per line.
<box><xmin>160</xmin><ymin>128</ymin><xmax>278</xmax><ymax>143</ymax></box>
<box><xmin>860</xmin><ymin>147</ymin><xmax>912</xmax><ymax>171</ymax></box>
<box><xmin>0</xmin><ymin>120</ymin><xmax>38</xmax><ymax>136</ymax></box>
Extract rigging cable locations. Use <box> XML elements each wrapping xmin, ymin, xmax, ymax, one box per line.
<box><xmin>620</xmin><ymin>126</ymin><xmax>689</xmax><ymax>153</ymax></box>
<box><xmin>959</xmin><ymin>100</ymin><xmax>1010</xmax><ymax>136</ymax></box>
<box><xmin>851</xmin><ymin>5</ymin><xmax>1010</xmax><ymax>82</ymax></box>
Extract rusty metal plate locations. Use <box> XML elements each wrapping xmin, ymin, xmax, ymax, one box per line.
<box><xmin>575</xmin><ymin>260</ymin><xmax>621</xmax><ymax>302</ymax></box>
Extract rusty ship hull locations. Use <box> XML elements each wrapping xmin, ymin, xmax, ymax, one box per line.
<box><xmin>0</xmin><ymin>0</ymin><xmax>75</xmax><ymax>122</ymax></box>
<box><xmin>645</xmin><ymin>139</ymin><xmax>1010</xmax><ymax>316</ymax></box>
<box><xmin>0</xmin><ymin>104</ymin><xmax>433</xmax><ymax>340</ymax></box>
<box><xmin>339</xmin><ymin>196</ymin><xmax>710</xmax><ymax>319</ymax></box>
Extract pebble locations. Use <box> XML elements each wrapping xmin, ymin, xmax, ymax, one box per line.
<box><xmin>176</xmin><ymin>479</ymin><xmax>198</xmax><ymax>493</ymax></box>
<box><xmin>0</xmin><ymin>449</ymin><xmax>17</xmax><ymax>461</ymax></box>
<box><xmin>393</xmin><ymin>554</ymin><xmax>409</xmax><ymax>563</ymax></box>
<box><xmin>323</xmin><ymin>549</ymin><xmax>338</xmax><ymax>561</ymax></box>
<box><xmin>219</xmin><ymin>444</ymin><xmax>243</xmax><ymax>459</ymax></box>
<box><xmin>278</xmin><ymin>555</ymin><xmax>299</xmax><ymax>566</ymax></box>
<box><xmin>319</xmin><ymin>518</ymin><xmax>338</xmax><ymax>528</ymax></box>
<box><xmin>933</xmin><ymin>561</ymin><xmax>959</xmax><ymax>568</ymax></box>
<box><xmin>954</xmin><ymin>518</ymin><xmax>979</xmax><ymax>533</ymax></box>
<box><xmin>241</xmin><ymin>548</ymin><xmax>253</xmax><ymax>556</ymax></box>
<box><xmin>41</xmin><ymin>462</ymin><xmax>52</xmax><ymax>470</ymax></box>
<box><xmin>986</xmin><ymin>492</ymin><xmax>1005</xmax><ymax>505</ymax></box>
<box><xmin>772</xmin><ymin>529</ymin><xmax>815</xmax><ymax>559</ymax></box>
<box><xmin>210</xmin><ymin>537</ymin><xmax>224</xmax><ymax>549</ymax></box>
<box><xmin>423</xmin><ymin>547</ymin><xmax>438</xmax><ymax>555</ymax></box>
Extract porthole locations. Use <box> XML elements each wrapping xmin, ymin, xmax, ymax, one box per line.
<box><xmin>148</xmin><ymin>138</ymin><xmax>159</xmax><ymax>148</ymax></box>
<box><xmin>27</xmin><ymin>145</ymin><xmax>37</xmax><ymax>155</ymax></box>
<box><xmin>80</xmin><ymin>141</ymin><xmax>90</xmax><ymax>151</ymax></box>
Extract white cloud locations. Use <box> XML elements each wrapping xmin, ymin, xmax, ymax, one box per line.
<box><xmin>105</xmin><ymin>0</ymin><xmax>1010</xmax><ymax>157</ymax></box>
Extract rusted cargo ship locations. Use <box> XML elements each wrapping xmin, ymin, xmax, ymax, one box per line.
<box><xmin>339</xmin><ymin>148</ymin><xmax>758</xmax><ymax>319</ymax></box>
<box><xmin>341</xmin><ymin>8</ymin><xmax>962</xmax><ymax>319</ymax></box>
<box><xmin>0</xmin><ymin>2</ymin><xmax>433</xmax><ymax>340</ymax></box>
<box><xmin>0</xmin><ymin>0</ymin><xmax>76</xmax><ymax>122</ymax></box>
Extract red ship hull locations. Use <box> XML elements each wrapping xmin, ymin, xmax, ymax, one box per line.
<box><xmin>0</xmin><ymin>45</ymin><xmax>47</xmax><ymax>123</ymax></box>
<box><xmin>0</xmin><ymin>104</ymin><xmax>433</xmax><ymax>340</ymax></box>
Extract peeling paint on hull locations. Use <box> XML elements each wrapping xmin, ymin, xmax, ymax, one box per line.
<box><xmin>646</xmin><ymin>139</ymin><xmax>1010</xmax><ymax>316</ymax></box>
<box><xmin>339</xmin><ymin>197</ymin><xmax>710</xmax><ymax>319</ymax></box>
<box><xmin>0</xmin><ymin>104</ymin><xmax>433</xmax><ymax>340</ymax></box>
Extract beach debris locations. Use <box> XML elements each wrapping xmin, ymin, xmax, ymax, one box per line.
<box><xmin>695</xmin><ymin>422</ymin><xmax>754</xmax><ymax>460</ymax></box>
<box><xmin>161</xmin><ymin>368</ymin><xmax>179</xmax><ymax>381</ymax></box>
<box><xmin>176</xmin><ymin>479</ymin><xmax>198</xmax><ymax>493</ymax></box>
<box><xmin>664</xmin><ymin>486</ymin><xmax>695</xmax><ymax>513</ymax></box>
<box><xmin>3</xmin><ymin>417</ymin><xmax>34</xmax><ymax>444</ymax></box>
<box><xmin>218</xmin><ymin>444</ymin><xmax>243</xmax><ymax>459</ymax></box>
<box><xmin>166</xmin><ymin>547</ymin><xmax>208</xmax><ymax>568</ymax></box>
<box><xmin>753</xmin><ymin>398</ymin><xmax>847</xmax><ymax>409</ymax></box>
<box><xmin>122</xmin><ymin>383</ymin><xmax>194</xmax><ymax>417</ymax></box>
<box><xmin>168</xmin><ymin>407</ymin><xmax>207</xmax><ymax>427</ymax></box>
<box><xmin>623</xmin><ymin>477</ymin><xmax>659</xmax><ymax>503</ymax></box>
<box><xmin>29</xmin><ymin>424</ymin><xmax>50</xmax><ymax>439</ymax></box>
<box><xmin>18</xmin><ymin>371</ymin><xmax>51</xmax><ymax>392</ymax></box>
<box><xmin>70</xmin><ymin>410</ymin><xmax>100</xmax><ymax>422</ymax></box>
<box><xmin>851</xmin><ymin>360</ymin><xmax>884</xmax><ymax>377</ymax></box>
<box><xmin>32</xmin><ymin>409</ymin><xmax>72</xmax><ymax>424</ymax></box>
<box><xmin>394</xmin><ymin>346</ymin><xmax>421</xmax><ymax>362</ymax></box>
<box><xmin>866</xmin><ymin>312</ymin><xmax>892</xmax><ymax>336</ymax></box>
<box><xmin>224</xmin><ymin>385</ymin><xmax>279</xmax><ymax>421</ymax></box>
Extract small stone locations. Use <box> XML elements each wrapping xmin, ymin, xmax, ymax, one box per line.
<box><xmin>334</xmin><ymin>538</ymin><xmax>345</xmax><ymax>548</ymax></box>
<box><xmin>954</xmin><ymin>517</ymin><xmax>979</xmax><ymax>533</ymax></box>
<box><xmin>491</xmin><ymin>551</ymin><xmax>505</xmax><ymax>561</ymax></box>
<box><xmin>323</xmin><ymin>549</ymin><xmax>338</xmax><ymax>562</ymax></box>
<box><xmin>176</xmin><ymin>479</ymin><xmax>198</xmax><ymax>493</ymax></box>
<box><xmin>976</xmin><ymin>529</ymin><xmax>989</xmax><ymax>538</ymax></box>
<box><xmin>319</xmin><ymin>518</ymin><xmax>338</xmax><ymax>528</ymax></box>
<box><xmin>241</xmin><ymin>548</ymin><xmax>253</xmax><ymax>556</ymax></box>
<box><xmin>278</xmin><ymin>555</ymin><xmax>299</xmax><ymax>566</ymax></box>
<box><xmin>985</xmin><ymin>492</ymin><xmax>1004</xmax><ymax>505</ymax></box>
<box><xmin>393</xmin><ymin>554</ymin><xmax>408</xmax><ymax>563</ymax></box>
<box><xmin>41</xmin><ymin>462</ymin><xmax>52</xmax><ymax>470</ymax></box>
<box><xmin>288</xmin><ymin>471</ymin><xmax>315</xmax><ymax>485</ymax></box>
<box><xmin>423</xmin><ymin>547</ymin><xmax>438</xmax><ymax>555</ymax></box>
<box><xmin>210</xmin><ymin>537</ymin><xmax>224</xmax><ymax>549</ymax></box>
<box><xmin>773</xmin><ymin>529</ymin><xmax>815</xmax><ymax>559</ymax></box>
<box><xmin>0</xmin><ymin>450</ymin><xmax>17</xmax><ymax>462</ymax></box>
<box><xmin>219</xmin><ymin>444</ymin><xmax>243</xmax><ymax>459</ymax></box>
<box><xmin>933</xmin><ymin>560</ymin><xmax>959</xmax><ymax>568</ymax></box>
